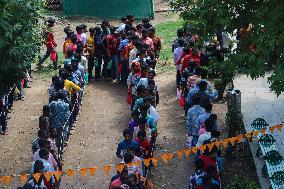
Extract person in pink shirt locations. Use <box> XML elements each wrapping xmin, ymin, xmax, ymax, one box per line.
<box><xmin>141</xmin><ymin>29</ymin><xmax>154</xmax><ymax>51</ymax></box>
<box><xmin>109</xmin><ymin>168</ymin><xmax>129</xmax><ymax>189</ymax></box>
<box><xmin>76</xmin><ymin>25</ymin><xmax>83</xmax><ymax>43</ymax></box>
<box><xmin>33</xmin><ymin>138</ymin><xmax>58</xmax><ymax>170</ymax></box>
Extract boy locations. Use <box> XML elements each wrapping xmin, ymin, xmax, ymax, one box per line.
<box><xmin>38</xmin><ymin>18</ymin><xmax>58</xmax><ymax>70</ymax></box>
<box><xmin>86</xmin><ymin>27</ymin><xmax>95</xmax><ymax>81</ymax></box>
<box><xmin>116</xmin><ymin>129</ymin><xmax>140</xmax><ymax>158</ymax></box>
<box><xmin>148</xmin><ymin>27</ymin><xmax>161</xmax><ymax>59</ymax></box>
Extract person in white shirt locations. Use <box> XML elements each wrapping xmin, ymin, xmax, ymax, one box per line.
<box><xmin>81</xmin><ymin>24</ymin><xmax>88</xmax><ymax>46</ymax></box>
<box><xmin>174</xmin><ymin>39</ymin><xmax>184</xmax><ymax>87</ymax></box>
<box><xmin>116</xmin><ymin>17</ymin><xmax>127</xmax><ymax>33</ymax></box>
<box><xmin>196</xmin><ymin>118</ymin><xmax>220</xmax><ymax>147</ymax></box>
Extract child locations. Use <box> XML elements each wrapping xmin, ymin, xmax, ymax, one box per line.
<box><xmin>129</xmin><ymin>110</ymin><xmax>139</xmax><ymax>135</ymax></box>
<box><xmin>0</xmin><ymin>98</ymin><xmax>7</xmax><ymax>135</ymax></box>
<box><xmin>86</xmin><ymin>27</ymin><xmax>95</xmax><ymax>81</ymax></box>
<box><xmin>31</xmin><ymin>130</ymin><xmax>49</xmax><ymax>154</ymax></box>
<box><xmin>63</xmin><ymin>27</ymin><xmax>74</xmax><ymax>57</ymax></box>
<box><xmin>148</xmin><ymin>79</ymin><xmax>159</xmax><ymax>108</ymax></box>
<box><xmin>48</xmin><ymin>128</ymin><xmax>58</xmax><ymax>161</ymax></box>
<box><xmin>174</xmin><ymin>39</ymin><xmax>185</xmax><ymax>88</ymax></box>
<box><xmin>133</xmin><ymin>117</ymin><xmax>152</xmax><ymax>141</ymax></box>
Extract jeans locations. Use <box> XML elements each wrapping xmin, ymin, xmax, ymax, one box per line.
<box><xmin>121</xmin><ymin>60</ymin><xmax>128</xmax><ymax>86</ymax></box>
<box><xmin>39</xmin><ymin>47</ymin><xmax>58</xmax><ymax>69</ymax></box>
<box><xmin>88</xmin><ymin>55</ymin><xmax>94</xmax><ymax>80</ymax></box>
<box><xmin>176</xmin><ymin>70</ymin><xmax>181</xmax><ymax>87</ymax></box>
<box><xmin>0</xmin><ymin>111</ymin><xmax>7</xmax><ymax>132</ymax></box>
<box><xmin>95</xmin><ymin>55</ymin><xmax>103</xmax><ymax>79</ymax></box>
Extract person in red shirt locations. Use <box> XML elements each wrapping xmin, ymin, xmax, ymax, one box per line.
<box><xmin>38</xmin><ymin>18</ymin><xmax>58</xmax><ymax>70</ymax></box>
<box><xmin>198</xmin><ymin>146</ymin><xmax>220</xmax><ymax>182</ymax></box>
<box><xmin>181</xmin><ymin>48</ymin><xmax>201</xmax><ymax>73</ymax></box>
<box><xmin>135</xmin><ymin>130</ymin><xmax>152</xmax><ymax>177</ymax></box>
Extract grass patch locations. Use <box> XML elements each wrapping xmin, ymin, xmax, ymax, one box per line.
<box><xmin>36</xmin><ymin>51</ymin><xmax>65</xmax><ymax>79</ymax></box>
<box><xmin>155</xmin><ymin>19</ymin><xmax>184</xmax><ymax>73</ymax></box>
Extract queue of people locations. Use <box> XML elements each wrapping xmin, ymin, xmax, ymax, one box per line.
<box><xmin>172</xmin><ymin>27</ymin><xmax>223</xmax><ymax>189</ymax></box>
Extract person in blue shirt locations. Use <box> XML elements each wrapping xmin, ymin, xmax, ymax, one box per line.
<box><xmin>116</xmin><ymin>129</ymin><xmax>140</xmax><ymax>159</ymax></box>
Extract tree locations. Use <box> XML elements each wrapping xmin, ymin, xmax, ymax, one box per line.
<box><xmin>0</xmin><ymin>0</ymin><xmax>44</xmax><ymax>95</ymax></box>
<box><xmin>169</xmin><ymin>0</ymin><xmax>284</xmax><ymax>95</ymax></box>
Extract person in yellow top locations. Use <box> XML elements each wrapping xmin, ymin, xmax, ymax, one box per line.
<box><xmin>61</xmin><ymin>68</ymin><xmax>81</xmax><ymax>94</ymax></box>
<box><xmin>86</xmin><ymin>27</ymin><xmax>95</xmax><ymax>81</ymax></box>
<box><xmin>64</xmin><ymin>79</ymin><xmax>81</xmax><ymax>94</ymax></box>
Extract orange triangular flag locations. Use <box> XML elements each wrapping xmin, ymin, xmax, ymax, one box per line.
<box><xmin>79</xmin><ymin>168</ymin><xmax>88</xmax><ymax>177</ymax></box>
<box><xmin>53</xmin><ymin>171</ymin><xmax>63</xmax><ymax>181</ymax></box>
<box><xmin>236</xmin><ymin>135</ymin><xmax>243</xmax><ymax>143</ymax></box>
<box><xmin>222</xmin><ymin>139</ymin><xmax>229</xmax><ymax>148</ymax></box>
<box><xmin>200</xmin><ymin>145</ymin><xmax>207</xmax><ymax>153</ymax></box>
<box><xmin>88</xmin><ymin>167</ymin><xmax>98</xmax><ymax>176</ymax></box>
<box><xmin>161</xmin><ymin>153</ymin><xmax>169</xmax><ymax>164</ymax></box>
<box><xmin>214</xmin><ymin>141</ymin><xmax>221</xmax><ymax>148</ymax></box>
<box><xmin>191</xmin><ymin>147</ymin><xmax>198</xmax><ymax>154</ymax></box>
<box><xmin>103</xmin><ymin>165</ymin><xmax>112</xmax><ymax>176</ymax></box>
<box><xmin>276</xmin><ymin>124</ymin><xmax>283</xmax><ymax>132</ymax></box>
<box><xmin>133</xmin><ymin>161</ymin><xmax>141</xmax><ymax>167</ymax></box>
<box><xmin>176</xmin><ymin>150</ymin><xmax>184</xmax><ymax>158</ymax></box>
<box><xmin>253</xmin><ymin>130</ymin><xmax>259</xmax><ymax>137</ymax></box>
<box><xmin>143</xmin><ymin>159</ymin><xmax>151</xmax><ymax>167</ymax></box>
<box><xmin>260</xmin><ymin>129</ymin><xmax>266</xmax><ymax>134</ymax></box>
<box><xmin>32</xmin><ymin>173</ymin><xmax>42</xmax><ymax>183</ymax></box>
<box><xmin>0</xmin><ymin>177</ymin><xmax>3</xmax><ymax>188</ymax></box>
<box><xmin>228</xmin><ymin>137</ymin><xmax>236</xmax><ymax>145</ymax></box>
<box><xmin>207</xmin><ymin>143</ymin><xmax>214</xmax><ymax>152</ymax></box>
<box><xmin>269</xmin><ymin>126</ymin><xmax>276</xmax><ymax>133</ymax></box>
<box><xmin>65</xmin><ymin>169</ymin><xmax>76</xmax><ymax>177</ymax></box>
<box><xmin>244</xmin><ymin>133</ymin><xmax>252</xmax><ymax>141</ymax></box>
<box><xmin>117</xmin><ymin>163</ymin><xmax>125</xmax><ymax>173</ymax></box>
<box><xmin>151</xmin><ymin>157</ymin><xmax>158</xmax><ymax>167</ymax></box>
<box><xmin>3</xmin><ymin>176</ymin><xmax>12</xmax><ymax>187</ymax></box>
<box><xmin>43</xmin><ymin>172</ymin><xmax>53</xmax><ymax>182</ymax></box>
<box><xmin>184</xmin><ymin>149</ymin><xmax>191</xmax><ymax>157</ymax></box>
<box><xmin>20</xmin><ymin>174</ymin><xmax>28</xmax><ymax>185</ymax></box>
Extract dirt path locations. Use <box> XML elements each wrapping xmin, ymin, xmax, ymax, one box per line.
<box><xmin>61</xmin><ymin>81</ymin><xmax>130</xmax><ymax>188</ymax></box>
<box><xmin>0</xmin><ymin>78</ymin><xmax>49</xmax><ymax>186</ymax></box>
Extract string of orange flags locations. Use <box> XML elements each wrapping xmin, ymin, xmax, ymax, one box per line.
<box><xmin>0</xmin><ymin>123</ymin><xmax>282</xmax><ymax>187</ymax></box>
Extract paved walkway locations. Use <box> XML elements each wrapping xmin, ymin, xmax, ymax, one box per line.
<box><xmin>234</xmin><ymin>73</ymin><xmax>284</xmax><ymax>189</ymax></box>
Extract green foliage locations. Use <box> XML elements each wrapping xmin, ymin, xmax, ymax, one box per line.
<box><xmin>169</xmin><ymin>0</ymin><xmax>284</xmax><ymax>95</ymax></box>
<box><xmin>226</xmin><ymin>177</ymin><xmax>259</xmax><ymax>189</ymax></box>
<box><xmin>0</xmin><ymin>0</ymin><xmax>44</xmax><ymax>95</ymax></box>
<box><xmin>155</xmin><ymin>19</ymin><xmax>184</xmax><ymax>73</ymax></box>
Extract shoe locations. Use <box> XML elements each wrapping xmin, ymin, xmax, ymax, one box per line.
<box><xmin>0</xmin><ymin>131</ymin><xmax>7</xmax><ymax>135</ymax></box>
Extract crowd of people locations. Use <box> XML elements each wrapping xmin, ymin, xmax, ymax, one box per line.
<box><xmin>10</xmin><ymin>11</ymin><xmax>228</xmax><ymax>188</ymax></box>
<box><xmin>0</xmin><ymin>73</ymin><xmax>32</xmax><ymax>135</ymax></box>
<box><xmin>172</xmin><ymin>27</ymin><xmax>224</xmax><ymax>188</ymax></box>
<box><xmin>16</xmin><ymin>15</ymin><xmax>162</xmax><ymax>188</ymax></box>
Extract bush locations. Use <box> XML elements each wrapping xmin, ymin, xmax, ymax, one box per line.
<box><xmin>226</xmin><ymin>177</ymin><xmax>259</xmax><ymax>189</ymax></box>
<box><xmin>0</xmin><ymin>0</ymin><xmax>44</xmax><ymax>95</ymax></box>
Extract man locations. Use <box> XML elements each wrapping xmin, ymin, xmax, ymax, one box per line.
<box><xmin>125</xmin><ymin>15</ymin><xmax>135</xmax><ymax>32</ymax></box>
<box><xmin>196</xmin><ymin>103</ymin><xmax>218</xmax><ymax>132</ymax></box>
<box><xmin>194</xmin><ymin>81</ymin><xmax>211</xmax><ymax>109</ymax></box>
<box><xmin>172</xmin><ymin>28</ymin><xmax>184</xmax><ymax>52</ymax></box>
<box><xmin>186</xmin><ymin>95</ymin><xmax>205</xmax><ymax>147</ymax></box>
<box><xmin>117</xmin><ymin>17</ymin><xmax>127</xmax><ymax>32</ymax></box>
<box><xmin>116</xmin><ymin>129</ymin><xmax>140</xmax><ymax>158</ymax></box>
<box><xmin>49</xmin><ymin>92</ymin><xmax>70</xmax><ymax>132</ymax></box>
<box><xmin>38</xmin><ymin>18</ymin><xmax>58</xmax><ymax>70</ymax></box>
<box><xmin>81</xmin><ymin>24</ymin><xmax>88</xmax><ymax>46</ymax></box>
<box><xmin>94</xmin><ymin>26</ymin><xmax>104</xmax><ymax>79</ymax></box>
